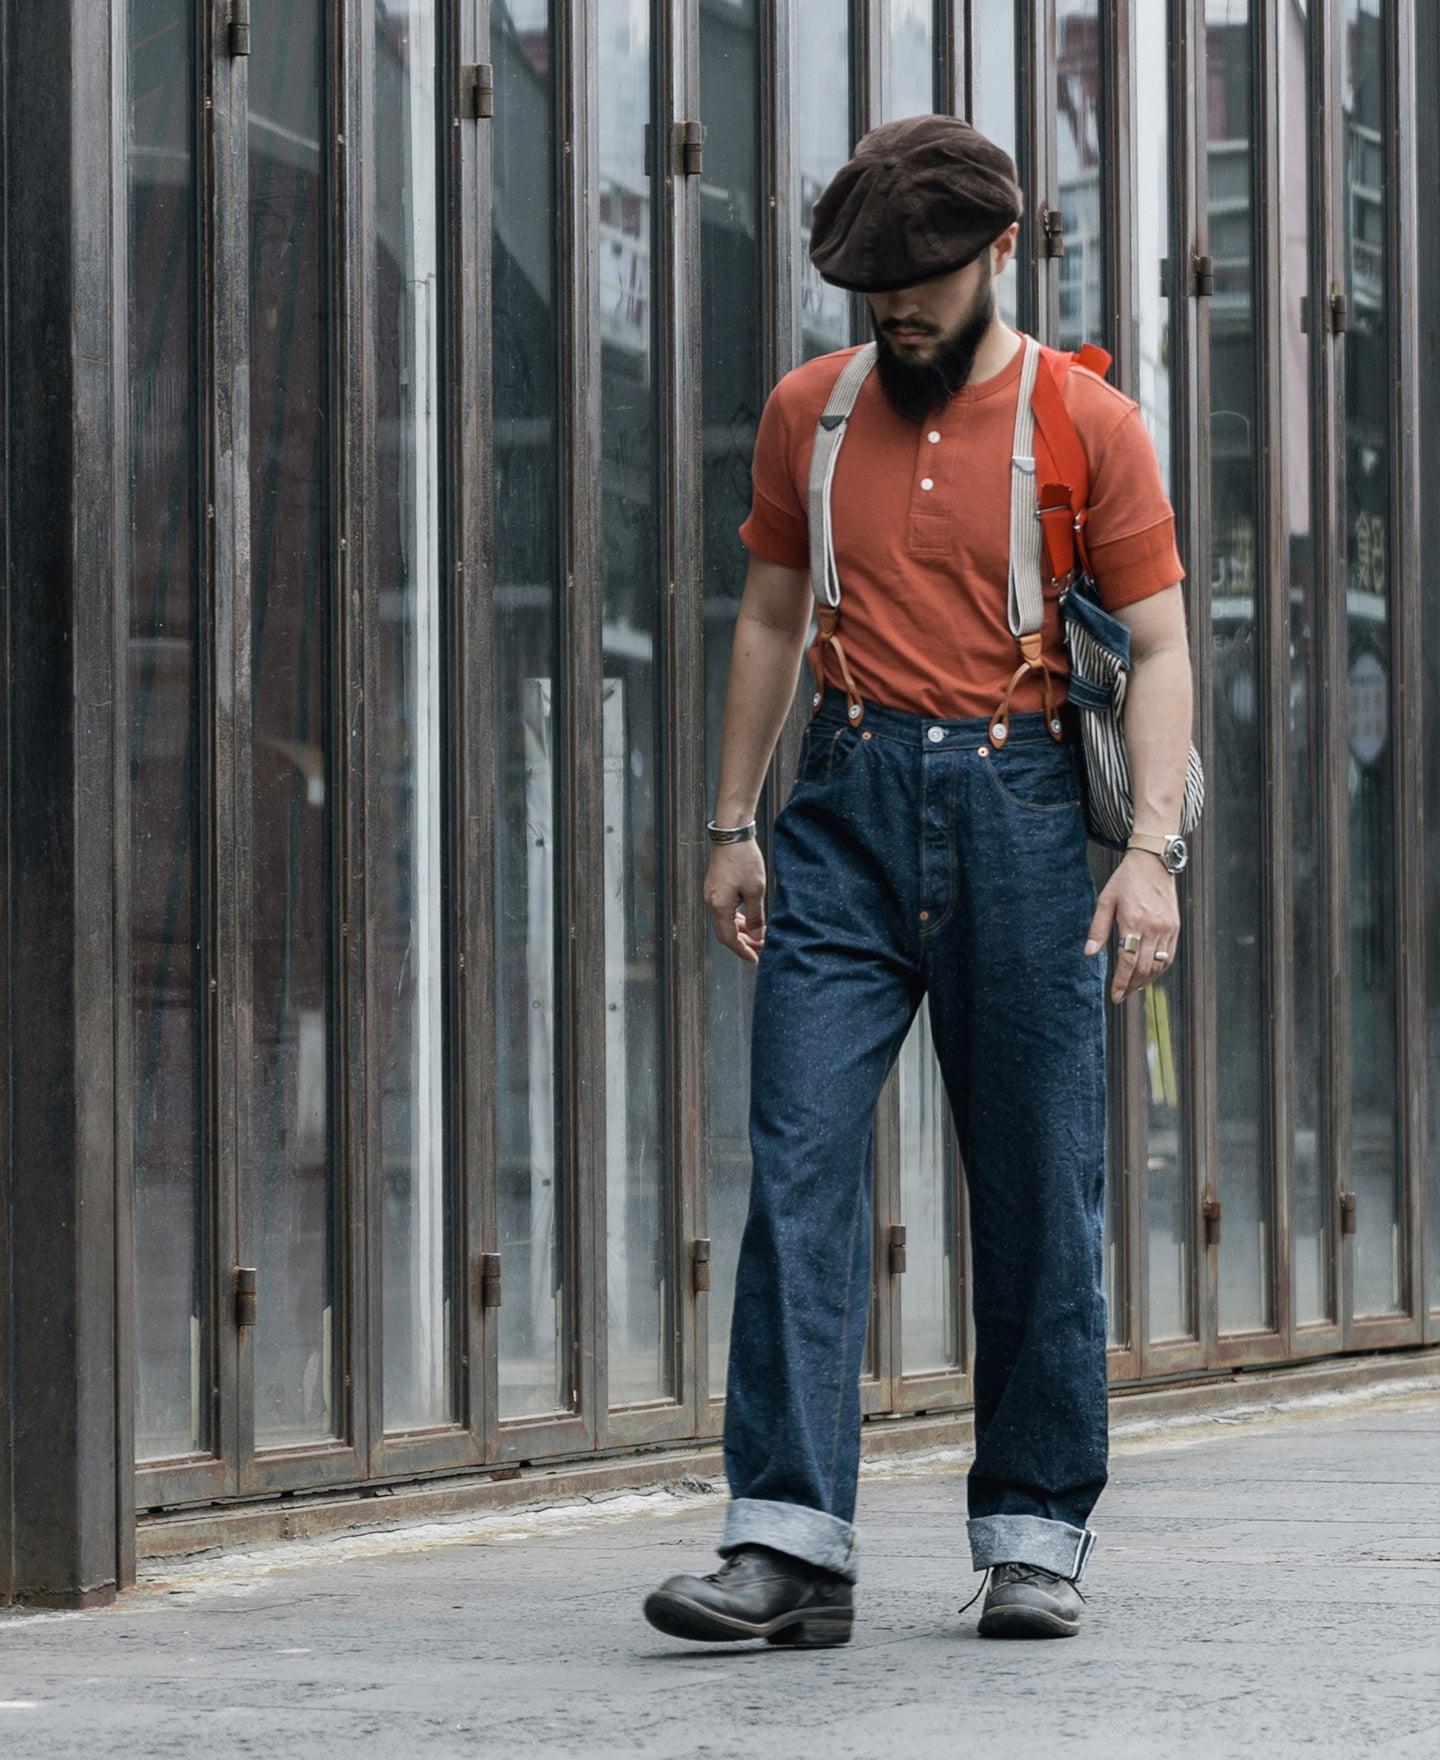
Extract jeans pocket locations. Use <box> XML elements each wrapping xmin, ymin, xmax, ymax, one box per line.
<box><xmin>795</xmin><ymin>721</ymin><xmax>863</xmax><ymax>787</ymax></box>
<box><xmin>983</xmin><ymin>740</ymin><xmax>1082</xmax><ymax>812</ymax></box>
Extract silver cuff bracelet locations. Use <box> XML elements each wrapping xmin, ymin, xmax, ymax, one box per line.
<box><xmin>706</xmin><ymin>818</ymin><xmax>757</xmax><ymax>845</ymax></box>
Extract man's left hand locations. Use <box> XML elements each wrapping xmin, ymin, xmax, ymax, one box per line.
<box><xmin>1084</xmin><ymin>850</ymin><xmax>1181</xmax><ymax>1004</ymax></box>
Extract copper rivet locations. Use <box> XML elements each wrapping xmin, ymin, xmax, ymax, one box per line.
<box><xmin>861</xmin><ymin>730</ymin><xmax>873</xmax><ymax>740</ymax></box>
<box><xmin>919</xmin><ymin>910</ymin><xmax>930</xmax><ymax>921</ymax></box>
<box><xmin>978</xmin><ymin>745</ymin><xmax>989</xmax><ymax>757</ymax></box>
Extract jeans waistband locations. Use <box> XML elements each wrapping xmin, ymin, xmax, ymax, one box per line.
<box><xmin>809</xmin><ymin>684</ymin><xmax>1073</xmax><ymax>750</ymax></box>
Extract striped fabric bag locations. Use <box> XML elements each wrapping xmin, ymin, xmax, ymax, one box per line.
<box><xmin>1058</xmin><ymin>568</ymin><xmax>1206</xmax><ymax>851</ymax></box>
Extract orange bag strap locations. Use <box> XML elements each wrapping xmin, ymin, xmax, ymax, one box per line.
<box><xmin>1030</xmin><ymin>342</ymin><xmax>1112</xmax><ymax>584</ymax></box>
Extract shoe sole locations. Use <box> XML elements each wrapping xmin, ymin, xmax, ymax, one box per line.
<box><xmin>643</xmin><ymin>1589</ymin><xmax>853</xmax><ymax>1648</ymax></box>
<box><xmin>977</xmin><ymin>1604</ymin><xmax>1079</xmax><ymax>1639</ymax></box>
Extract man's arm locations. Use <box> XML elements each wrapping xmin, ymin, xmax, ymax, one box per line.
<box><xmin>706</xmin><ymin>553</ymin><xmax>814</xmax><ymax>964</ymax></box>
<box><xmin>1083</xmin><ymin>581</ymin><xmax>1192</xmax><ymax>1003</ymax></box>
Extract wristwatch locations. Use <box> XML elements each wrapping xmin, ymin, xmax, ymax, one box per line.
<box><xmin>1127</xmin><ymin>829</ymin><xmax>1188</xmax><ymax>874</ymax></box>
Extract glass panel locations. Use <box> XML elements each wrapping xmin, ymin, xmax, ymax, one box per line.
<box><xmin>794</xmin><ymin>0</ymin><xmax>851</xmax><ymax>360</ymax></box>
<box><xmin>248</xmin><ymin>0</ymin><xmax>340</xmax><ymax>1443</ymax></box>
<box><xmin>1055</xmin><ymin>0</ymin><xmax>1104</xmax><ymax>351</ymax></box>
<box><xmin>1421</xmin><ymin>0</ymin><xmax>1440</xmax><ymax>1319</ymax></box>
<box><xmin>881</xmin><ymin>0</ymin><xmax>958</xmax><ymax>1377</ymax></box>
<box><xmin>374</xmin><ymin>0</ymin><xmax>455</xmax><ymax>1431</ymax></box>
<box><xmin>1206</xmin><ymin>0</ymin><xmax>1272</xmax><ymax>1334</ymax></box>
<box><xmin>600</xmin><ymin>0</ymin><xmax>671</xmax><ymax>1406</ymax></box>
<box><xmin>493</xmin><ymin>0</ymin><xmax>567</xmax><ymax>1419</ymax></box>
<box><xmin>898</xmin><ymin>1006</ymin><xmax>960</xmax><ymax>1372</ymax></box>
<box><xmin>1342</xmin><ymin>0</ymin><xmax>1401</xmax><ymax>1316</ymax></box>
<box><xmin>1282</xmin><ymin>0</ymin><xmax>1329</xmax><ymax>1327</ymax></box>
<box><xmin>702</xmin><ymin>0</ymin><xmax>765</xmax><ymax>1389</ymax></box>
<box><xmin>128</xmin><ymin>1</ymin><xmax>207</xmax><ymax>1460</ymax></box>
<box><xmin>885</xmin><ymin>0</ymin><xmax>934</xmax><ymax>121</ymax></box>
<box><xmin>970</xmin><ymin>0</ymin><xmax>1018</xmax><ymax>327</ymax></box>
<box><xmin>1133</xmin><ymin>0</ymin><xmax>1190</xmax><ymax>1344</ymax></box>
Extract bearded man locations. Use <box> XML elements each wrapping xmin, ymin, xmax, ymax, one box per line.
<box><xmin>643</xmin><ymin>115</ymin><xmax>1193</xmax><ymax>1647</ymax></box>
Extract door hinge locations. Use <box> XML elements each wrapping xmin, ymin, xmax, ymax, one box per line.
<box><xmin>691</xmin><ymin>1237</ymin><xmax>711</xmax><ymax>1294</ymax></box>
<box><xmin>233</xmin><ymin>1265</ymin><xmax>258</xmax><ymax>1327</ymax></box>
<box><xmin>888</xmin><ymin>1223</ymin><xmax>907</xmax><ymax>1275</ymax></box>
<box><xmin>463</xmin><ymin>63</ymin><xmax>494</xmax><ymax>120</ymax></box>
<box><xmin>477</xmin><ymin>1252</ymin><xmax>502</xmax><ymax>1308</ymax></box>
<box><xmin>679</xmin><ymin>119</ymin><xmax>704</xmax><ymax>177</ymax></box>
<box><xmin>1202</xmin><ymin>1193</ymin><xmax>1222</xmax><ymax>1248</ymax></box>
<box><xmin>227</xmin><ymin>0</ymin><xmax>251</xmax><ymax>56</ymax></box>
<box><xmin>1040</xmin><ymin>205</ymin><xmax>1065</xmax><ymax>259</ymax></box>
<box><xmin>1192</xmin><ymin>251</ymin><xmax>1216</xmax><ymax>298</ymax></box>
<box><xmin>1329</xmin><ymin>289</ymin><xmax>1349</xmax><ymax>334</ymax></box>
<box><xmin>1339</xmin><ymin>1191</ymin><xmax>1358</xmax><ymax>1234</ymax></box>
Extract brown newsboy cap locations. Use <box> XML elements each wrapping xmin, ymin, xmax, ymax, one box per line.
<box><xmin>809</xmin><ymin>115</ymin><xmax>1023</xmax><ymax>293</ymax></box>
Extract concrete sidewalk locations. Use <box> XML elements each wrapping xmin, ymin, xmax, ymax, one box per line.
<box><xmin>1</xmin><ymin>1390</ymin><xmax>1436</xmax><ymax>1759</ymax></box>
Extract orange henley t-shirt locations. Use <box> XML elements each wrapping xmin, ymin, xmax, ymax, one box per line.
<box><xmin>738</xmin><ymin>332</ymin><xmax>1185</xmax><ymax>722</ymax></box>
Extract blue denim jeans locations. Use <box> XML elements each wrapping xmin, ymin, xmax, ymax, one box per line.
<box><xmin>718</xmin><ymin>685</ymin><xmax>1109</xmax><ymax>1586</ymax></box>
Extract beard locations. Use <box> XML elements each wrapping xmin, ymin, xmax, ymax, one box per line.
<box><xmin>871</xmin><ymin>264</ymin><xmax>996</xmax><ymax>424</ymax></box>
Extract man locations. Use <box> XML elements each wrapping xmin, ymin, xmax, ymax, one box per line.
<box><xmin>643</xmin><ymin>116</ymin><xmax>1193</xmax><ymax>1647</ymax></box>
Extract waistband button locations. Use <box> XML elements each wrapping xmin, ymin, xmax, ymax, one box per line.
<box><xmin>926</xmin><ymin>726</ymin><xmax>944</xmax><ymax>744</ymax></box>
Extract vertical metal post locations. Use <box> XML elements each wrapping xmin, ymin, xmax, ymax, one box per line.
<box><xmin>1</xmin><ymin>0</ymin><xmax>124</xmax><ymax>1607</ymax></box>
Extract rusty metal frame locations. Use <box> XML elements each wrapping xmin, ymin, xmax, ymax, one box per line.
<box><xmin>492</xmin><ymin>0</ymin><xmax>596</xmax><ymax>1467</ymax></box>
<box><xmin>235</xmin><ymin>0</ymin><xmax>370</xmax><ymax>1497</ymax></box>
<box><xmin>701</xmin><ymin>0</ymin><xmax>794</xmax><ymax>1439</ymax></box>
<box><xmin>1347</xmin><ymin>0</ymin><xmax>1425</xmax><ymax>1353</ymax></box>
<box><xmin>1139</xmin><ymin>0</ymin><xmax>1209</xmax><ymax>1382</ymax></box>
<box><xmin>595</xmin><ymin>0</ymin><xmax>708</xmax><ymax>1455</ymax></box>
<box><xmin>1209</xmin><ymin>0</ymin><xmax>1291</xmax><ymax>1373</ymax></box>
<box><xmin>134</xmin><ymin>0</ymin><xmax>244</xmax><ymax>1514</ymax></box>
<box><xmin>1282</xmin><ymin>0</ymin><xmax>1345</xmax><ymax>1364</ymax></box>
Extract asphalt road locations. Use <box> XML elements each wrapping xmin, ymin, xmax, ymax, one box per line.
<box><xmin>1</xmin><ymin>1392</ymin><xmax>1436</xmax><ymax>1758</ymax></box>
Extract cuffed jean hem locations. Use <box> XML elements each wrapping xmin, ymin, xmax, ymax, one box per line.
<box><xmin>718</xmin><ymin>1497</ymin><xmax>861</xmax><ymax>1583</ymax></box>
<box><xmin>967</xmin><ymin>1514</ymin><xmax>1097</xmax><ymax>1583</ymax></box>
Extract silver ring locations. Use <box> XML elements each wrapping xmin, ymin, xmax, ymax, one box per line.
<box><xmin>1154</xmin><ymin>947</ymin><xmax>1170</xmax><ymax>963</ymax></box>
<box><xmin>1119</xmin><ymin>931</ymin><xmax>1141</xmax><ymax>955</ymax></box>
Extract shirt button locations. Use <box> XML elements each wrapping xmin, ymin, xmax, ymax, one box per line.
<box><xmin>927</xmin><ymin>430</ymin><xmax>941</xmax><ymax>443</ymax></box>
<box><xmin>921</xmin><ymin>476</ymin><xmax>934</xmax><ymax>490</ymax></box>
<box><xmin>927</xmin><ymin>726</ymin><xmax>944</xmax><ymax>744</ymax></box>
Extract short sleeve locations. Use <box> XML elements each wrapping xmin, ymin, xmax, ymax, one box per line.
<box><xmin>1083</xmin><ymin>405</ymin><xmax>1186</xmax><ymax>611</ymax></box>
<box><xmin>738</xmin><ymin>380</ymin><xmax>809</xmax><ymax>569</ymax></box>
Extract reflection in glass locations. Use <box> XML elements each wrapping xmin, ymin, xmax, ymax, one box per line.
<box><xmin>600</xmin><ymin>0</ymin><xmax>672</xmax><ymax>1405</ymax></box>
<box><xmin>702</xmin><ymin>0</ymin><xmax>765</xmax><ymax>1387</ymax></box>
<box><xmin>128</xmin><ymin>1</ymin><xmax>208</xmax><ymax>1459</ymax></box>
<box><xmin>375</xmin><ymin>0</ymin><xmax>455</xmax><ymax>1431</ymax></box>
<box><xmin>1055</xmin><ymin>0</ymin><xmax>1104</xmax><ymax>350</ymax></box>
<box><xmin>1342</xmin><ymin>0</ymin><xmax>1401</xmax><ymax>1315</ymax></box>
<box><xmin>1207</xmin><ymin>0</ymin><xmax>1271</xmax><ymax>1335</ymax></box>
<box><xmin>248</xmin><ymin>0</ymin><xmax>340</xmax><ymax>1443</ymax></box>
<box><xmin>885</xmin><ymin>0</ymin><xmax>934</xmax><ymax>121</ymax></box>
<box><xmin>1281</xmin><ymin>0</ymin><xmax>1328</xmax><ymax>1327</ymax></box>
<box><xmin>794</xmin><ymin>0</ymin><xmax>851</xmax><ymax>360</ymax></box>
<box><xmin>1133</xmin><ymin>0</ymin><xmax>1190</xmax><ymax>1343</ymax></box>
<box><xmin>899</xmin><ymin>1005</ymin><xmax>960</xmax><ymax>1371</ymax></box>
<box><xmin>971</xmin><ymin>0</ymin><xmax>1018</xmax><ymax>327</ymax></box>
<box><xmin>493</xmin><ymin>0</ymin><xmax>567</xmax><ymax>1418</ymax></box>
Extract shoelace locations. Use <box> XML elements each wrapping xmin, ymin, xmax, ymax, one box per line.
<box><xmin>956</xmin><ymin>1562</ymin><xmax>1087</xmax><ymax>1617</ymax></box>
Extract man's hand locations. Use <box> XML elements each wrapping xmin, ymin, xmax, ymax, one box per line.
<box><xmin>1084</xmin><ymin>850</ymin><xmax>1180</xmax><ymax>1004</ymax></box>
<box><xmin>705</xmin><ymin>841</ymin><xmax>767</xmax><ymax>965</ymax></box>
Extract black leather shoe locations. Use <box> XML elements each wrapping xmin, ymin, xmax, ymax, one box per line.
<box><xmin>975</xmin><ymin>1561</ymin><xmax>1085</xmax><ymax>1638</ymax></box>
<box><xmin>643</xmin><ymin>1543</ymin><xmax>854</xmax><ymax>1647</ymax></box>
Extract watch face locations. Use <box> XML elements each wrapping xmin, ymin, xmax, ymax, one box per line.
<box><xmin>1165</xmin><ymin>836</ymin><xmax>1188</xmax><ymax>873</ymax></box>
